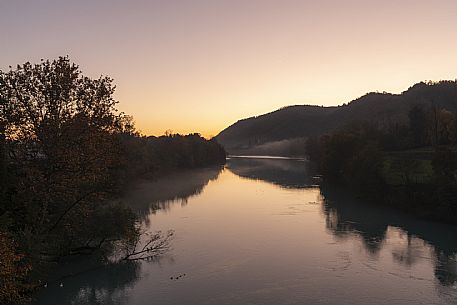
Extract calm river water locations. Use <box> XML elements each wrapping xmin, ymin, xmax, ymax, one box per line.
<box><xmin>34</xmin><ymin>157</ymin><xmax>457</xmax><ymax>305</ymax></box>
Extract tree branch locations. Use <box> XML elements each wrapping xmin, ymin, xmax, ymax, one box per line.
<box><xmin>48</xmin><ymin>190</ymin><xmax>98</xmax><ymax>232</ymax></box>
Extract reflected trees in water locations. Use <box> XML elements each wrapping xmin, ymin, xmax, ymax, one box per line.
<box><xmin>34</xmin><ymin>259</ymin><xmax>141</xmax><ymax>305</ymax></box>
<box><xmin>227</xmin><ymin>157</ymin><xmax>457</xmax><ymax>287</ymax></box>
<box><xmin>320</xmin><ymin>186</ymin><xmax>457</xmax><ymax>286</ymax></box>
<box><xmin>119</xmin><ymin>166</ymin><xmax>223</xmax><ymax>224</ymax></box>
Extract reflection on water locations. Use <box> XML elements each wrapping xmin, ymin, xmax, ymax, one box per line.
<box><xmin>34</xmin><ymin>258</ymin><xmax>141</xmax><ymax>305</ymax></box>
<box><xmin>120</xmin><ymin>167</ymin><xmax>223</xmax><ymax>222</ymax></box>
<box><xmin>321</xmin><ymin>186</ymin><xmax>457</xmax><ymax>287</ymax></box>
<box><xmin>229</xmin><ymin>157</ymin><xmax>457</xmax><ymax>289</ymax></box>
<box><xmin>33</xmin><ymin>158</ymin><xmax>457</xmax><ymax>305</ymax></box>
<box><xmin>226</xmin><ymin>157</ymin><xmax>315</xmax><ymax>188</ymax></box>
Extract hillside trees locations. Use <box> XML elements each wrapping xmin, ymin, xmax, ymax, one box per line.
<box><xmin>408</xmin><ymin>105</ymin><xmax>457</xmax><ymax>147</ymax></box>
<box><xmin>307</xmin><ymin>103</ymin><xmax>457</xmax><ymax>223</ymax></box>
<box><xmin>409</xmin><ymin>104</ymin><xmax>427</xmax><ymax>147</ymax></box>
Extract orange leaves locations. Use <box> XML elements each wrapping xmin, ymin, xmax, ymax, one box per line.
<box><xmin>0</xmin><ymin>232</ymin><xmax>31</xmax><ymax>305</ymax></box>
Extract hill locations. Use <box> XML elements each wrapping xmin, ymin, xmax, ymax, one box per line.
<box><xmin>216</xmin><ymin>81</ymin><xmax>457</xmax><ymax>155</ymax></box>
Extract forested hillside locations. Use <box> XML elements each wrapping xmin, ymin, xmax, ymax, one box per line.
<box><xmin>217</xmin><ymin>81</ymin><xmax>457</xmax><ymax>155</ymax></box>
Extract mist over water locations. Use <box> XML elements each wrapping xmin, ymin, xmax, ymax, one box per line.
<box><xmin>33</xmin><ymin>158</ymin><xmax>457</xmax><ymax>305</ymax></box>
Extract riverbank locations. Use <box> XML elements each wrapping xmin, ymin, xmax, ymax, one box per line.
<box><xmin>307</xmin><ymin>122</ymin><xmax>457</xmax><ymax>225</ymax></box>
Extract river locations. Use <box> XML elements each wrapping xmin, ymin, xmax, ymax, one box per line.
<box><xmin>33</xmin><ymin>157</ymin><xmax>457</xmax><ymax>305</ymax></box>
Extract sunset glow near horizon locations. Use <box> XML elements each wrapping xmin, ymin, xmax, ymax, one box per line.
<box><xmin>1</xmin><ymin>0</ymin><xmax>457</xmax><ymax>137</ymax></box>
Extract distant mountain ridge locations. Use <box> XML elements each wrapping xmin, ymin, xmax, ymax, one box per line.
<box><xmin>216</xmin><ymin>81</ymin><xmax>457</xmax><ymax>155</ymax></box>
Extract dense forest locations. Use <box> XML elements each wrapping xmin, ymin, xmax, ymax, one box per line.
<box><xmin>0</xmin><ymin>57</ymin><xmax>226</xmax><ymax>304</ymax></box>
<box><xmin>217</xmin><ymin>81</ymin><xmax>457</xmax><ymax>155</ymax></box>
<box><xmin>306</xmin><ymin>102</ymin><xmax>457</xmax><ymax>224</ymax></box>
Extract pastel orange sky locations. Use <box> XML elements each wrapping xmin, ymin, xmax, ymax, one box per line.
<box><xmin>1</xmin><ymin>0</ymin><xmax>457</xmax><ymax>137</ymax></box>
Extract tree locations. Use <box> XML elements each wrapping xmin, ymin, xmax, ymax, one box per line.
<box><xmin>432</xmin><ymin>148</ymin><xmax>457</xmax><ymax>184</ymax></box>
<box><xmin>0</xmin><ymin>57</ymin><xmax>224</xmax><ymax>299</ymax></box>
<box><xmin>408</xmin><ymin>105</ymin><xmax>427</xmax><ymax>147</ymax></box>
<box><xmin>0</xmin><ymin>57</ymin><xmax>133</xmax><ymax>262</ymax></box>
<box><xmin>0</xmin><ymin>232</ymin><xmax>31</xmax><ymax>305</ymax></box>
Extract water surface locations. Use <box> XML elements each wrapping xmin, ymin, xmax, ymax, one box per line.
<box><xmin>33</xmin><ymin>158</ymin><xmax>457</xmax><ymax>305</ymax></box>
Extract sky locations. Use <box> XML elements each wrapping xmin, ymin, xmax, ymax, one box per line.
<box><xmin>1</xmin><ymin>0</ymin><xmax>457</xmax><ymax>137</ymax></box>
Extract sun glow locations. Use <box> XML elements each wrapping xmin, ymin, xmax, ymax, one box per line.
<box><xmin>1</xmin><ymin>0</ymin><xmax>457</xmax><ymax>136</ymax></box>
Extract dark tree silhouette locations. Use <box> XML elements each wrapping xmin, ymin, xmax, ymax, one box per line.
<box><xmin>409</xmin><ymin>104</ymin><xmax>427</xmax><ymax>147</ymax></box>
<box><xmin>0</xmin><ymin>57</ymin><xmax>226</xmax><ymax>303</ymax></box>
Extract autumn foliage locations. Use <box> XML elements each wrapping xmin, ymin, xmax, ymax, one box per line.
<box><xmin>0</xmin><ymin>57</ymin><xmax>225</xmax><ymax>303</ymax></box>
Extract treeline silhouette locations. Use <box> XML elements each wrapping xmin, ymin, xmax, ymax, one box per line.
<box><xmin>217</xmin><ymin>81</ymin><xmax>457</xmax><ymax>155</ymax></box>
<box><xmin>119</xmin><ymin>132</ymin><xmax>225</xmax><ymax>179</ymax></box>
<box><xmin>307</xmin><ymin>102</ymin><xmax>457</xmax><ymax>224</ymax></box>
<box><xmin>0</xmin><ymin>57</ymin><xmax>225</xmax><ymax>304</ymax></box>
